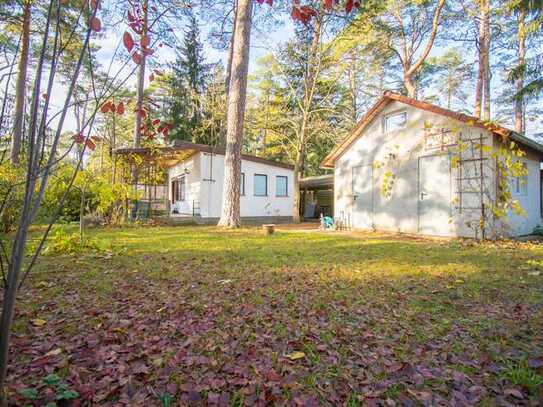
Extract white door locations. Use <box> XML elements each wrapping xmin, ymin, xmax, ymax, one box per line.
<box><xmin>352</xmin><ymin>165</ymin><xmax>373</xmax><ymax>229</ymax></box>
<box><xmin>418</xmin><ymin>155</ymin><xmax>452</xmax><ymax>236</ymax></box>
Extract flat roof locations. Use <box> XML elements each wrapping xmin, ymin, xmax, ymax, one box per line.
<box><xmin>115</xmin><ymin>140</ymin><xmax>294</xmax><ymax>170</ymax></box>
<box><xmin>299</xmin><ymin>174</ymin><xmax>334</xmax><ymax>189</ymax></box>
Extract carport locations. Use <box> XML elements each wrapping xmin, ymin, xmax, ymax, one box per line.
<box><xmin>300</xmin><ymin>174</ymin><xmax>334</xmax><ymax>219</ymax></box>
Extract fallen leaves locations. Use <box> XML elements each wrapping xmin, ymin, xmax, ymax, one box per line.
<box><xmin>44</xmin><ymin>348</ymin><xmax>63</xmax><ymax>357</ymax></box>
<box><xmin>8</xmin><ymin>228</ymin><xmax>543</xmax><ymax>405</ymax></box>
<box><xmin>504</xmin><ymin>388</ymin><xmax>524</xmax><ymax>399</ymax></box>
<box><xmin>30</xmin><ymin>318</ymin><xmax>47</xmax><ymax>327</ymax></box>
<box><xmin>285</xmin><ymin>351</ymin><xmax>305</xmax><ymax>361</ymax></box>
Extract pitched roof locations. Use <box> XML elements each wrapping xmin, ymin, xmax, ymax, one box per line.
<box><xmin>321</xmin><ymin>91</ymin><xmax>543</xmax><ymax>168</ymax></box>
<box><xmin>115</xmin><ymin>140</ymin><xmax>295</xmax><ymax>170</ymax></box>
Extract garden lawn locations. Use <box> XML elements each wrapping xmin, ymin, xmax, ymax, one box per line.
<box><xmin>6</xmin><ymin>225</ymin><xmax>543</xmax><ymax>406</ymax></box>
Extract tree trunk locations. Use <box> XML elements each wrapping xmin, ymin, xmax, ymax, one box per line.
<box><xmin>217</xmin><ymin>0</ymin><xmax>252</xmax><ymax>228</ymax></box>
<box><xmin>222</xmin><ymin>0</ymin><xmax>238</xmax><ymax>147</ymax></box>
<box><xmin>133</xmin><ymin>0</ymin><xmax>148</xmax><ymax>147</ymax></box>
<box><xmin>404</xmin><ymin>72</ymin><xmax>417</xmax><ymax>98</ymax></box>
<box><xmin>348</xmin><ymin>52</ymin><xmax>358</xmax><ymax>124</ymax></box>
<box><xmin>292</xmin><ymin>148</ymin><xmax>304</xmax><ymax>224</ymax></box>
<box><xmin>482</xmin><ymin>5</ymin><xmax>491</xmax><ymax>121</ymax></box>
<box><xmin>10</xmin><ymin>1</ymin><xmax>31</xmax><ymax>164</ymax></box>
<box><xmin>514</xmin><ymin>7</ymin><xmax>526</xmax><ymax>133</ymax></box>
<box><xmin>79</xmin><ymin>184</ymin><xmax>85</xmax><ymax>241</ymax></box>
<box><xmin>291</xmin><ymin>15</ymin><xmax>322</xmax><ymax>222</ymax></box>
<box><xmin>474</xmin><ymin>0</ymin><xmax>489</xmax><ymax>118</ymax></box>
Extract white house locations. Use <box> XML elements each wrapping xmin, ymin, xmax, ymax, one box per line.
<box><xmin>161</xmin><ymin>141</ymin><xmax>294</xmax><ymax>223</ymax></box>
<box><xmin>322</xmin><ymin>92</ymin><xmax>543</xmax><ymax>238</ymax></box>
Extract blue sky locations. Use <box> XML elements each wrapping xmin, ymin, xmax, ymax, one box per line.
<box><xmin>50</xmin><ymin>5</ymin><xmax>542</xmax><ymax>140</ymax></box>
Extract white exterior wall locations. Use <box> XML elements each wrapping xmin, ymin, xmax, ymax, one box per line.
<box><xmin>168</xmin><ymin>154</ymin><xmax>202</xmax><ymax>215</ymax></box>
<box><xmin>169</xmin><ymin>152</ymin><xmax>294</xmax><ymax>219</ymax></box>
<box><xmin>334</xmin><ymin>100</ymin><xmax>543</xmax><ymax>237</ymax></box>
<box><xmin>506</xmin><ymin>149</ymin><xmax>542</xmax><ymax>235</ymax></box>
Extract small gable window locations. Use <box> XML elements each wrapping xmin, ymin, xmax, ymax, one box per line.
<box><xmin>384</xmin><ymin>111</ymin><xmax>407</xmax><ymax>133</ymax></box>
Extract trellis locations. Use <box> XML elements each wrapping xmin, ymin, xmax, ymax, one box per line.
<box><xmin>455</xmin><ymin>132</ymin><xmax>488</xmax><ymax>239</ymax></box>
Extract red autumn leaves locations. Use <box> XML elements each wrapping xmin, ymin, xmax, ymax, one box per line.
<box><xmin>100</xmin><ymin>101</ymin><xmax>125</xmax><ymax>115</ymax></box>
<box><xmin>290</xmin><ymin>0</ymin><xmax>360</xmax><ymax>25</ymax></box>
<box><xmin>88</xmin><ymin>0</ymin><xmax>102</xmax><ymax>32</ymax></box>
<box><xmin>99</xmin><ymin>99</ymin><xmax>172</xmax><ymax>141</ymax></box>
<box><xmin>73</xmin><ymin>134</ymin><xmax>101</xmax><ymax>151</ymax></box>
<box><xmin>144</xmin><ymin>116</ymin><xmax>173</xmax><ymax>140</ymax></box>
<box><xmin>123</xmin><ymin>7</ymin><xmax>154</xmax><ymax>65</ymax></box>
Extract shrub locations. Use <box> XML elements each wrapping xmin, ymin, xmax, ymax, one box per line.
<box><xmin>43</xmin><ymin>229</ymin><xmax>101</xmax><ymax>255</ymax></box>
<box><xmin>532</xmin><ymin>225</ymin><xmax>543</xmax><ymax>236</ymax></box>
<box><xmin>40</xmin><ymin>165</ymin><xmax>134</xmax><ymax>225</ymax></box>
<box><xmin>41</xmin><ymin>164</ymin><xmax>95</xmax><ymax>222</ymax></box>
<box><xmin>91</xmin><ymin>181</ymin><xmax>133</xmax><ymax>225</ymax></box>
<box><xmin>0</xmin><ymin>162</ymin><xmax>26</xmax><ymax>233</ymax></box>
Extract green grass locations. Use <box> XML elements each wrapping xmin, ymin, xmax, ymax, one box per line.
<box><xmin>8</xmin><ymin>225</ymin><xmax>543</xmax><ymax>405</ymax></box>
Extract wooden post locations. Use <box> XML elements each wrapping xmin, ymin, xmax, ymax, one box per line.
<box><xmin>262</xmin><ymin>224</ymin><xmax>275</xmax><ymax>235</ymax></box>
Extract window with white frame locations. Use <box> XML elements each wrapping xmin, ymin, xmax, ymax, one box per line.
<box><xmin>240</xmin><ymin>172</ymin><xmax>245</xmax><ymax>196</ymax></box>
<box><xmin>384</xmin><ymin>111</ymin><xmax>407</xmax><ymax>133</ymax></box>
<box><xmin>276</xmin><ymin>175</ymin><xmax>288</xmax><ymax>197</ymax></box>
<box><xmin>254</xmin><ymin>174</ymin><xmax>267</xmax><ymax>196</ymax></box>
<box><xmin>512</xmin><ymin>163</ymin><xmax>528</xmax><ymax>196</ymax></box>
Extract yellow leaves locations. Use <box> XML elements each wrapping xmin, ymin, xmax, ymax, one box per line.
<box><xmin>31</xmin><ymin>319</ymin><xmax>47</xmax><ymax>327</ymax></box>
<box><xmin>481</xmin><ymin>145</ymin><xmax>492</xmax><ymax>153</ymax></box>
<box><xmin>451</xmin><ymin>155</ymin><xmax>459</xmax><ymax>168</ymax></box>
<box><xmin>372</xmin><ymin>160</ymin><xmax>383</xmax><ymax>169</ymax></box>
<box><xmin>44</xmin><ymin>348</ymin><xmax>63</xmax><ymax>357</ymax></box>
<box><xmin>454</xmin><ymin>279</ymin><xmax>464</xmax><ymax>284</ymax></box>
<box><xmin>285</xmin><ymin>351</ymin><xmax>305</xmax><ymax>360</ymax></box>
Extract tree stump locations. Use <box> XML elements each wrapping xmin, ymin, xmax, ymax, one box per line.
<box><xmin>262</xmin><ymin>224</ymin><xmax>275</xmax><ymax>236</ymax></box>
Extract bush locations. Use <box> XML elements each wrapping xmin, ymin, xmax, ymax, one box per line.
<box><xmin>43</xmin><ymin>229</ymin><xmax>101</xmax><ymax>255</ymax></box>
<box><xmin>41</xmin><ymin>164</ymin><xmax>93</xmax><ymax>222</ymax></box>
<box><xmin>40</xmin><ymin>164</ymin><xmax>134</xmax><ymax>225</ymax></box>
<box><xmin>0</xmin><ymin>162</ymin><xmax>25</xmax><ymax>233</ymax></box>
<box><xmin>532</xmin><ymin>225</ymin><xmax>543</xmax><ymax>236</ymax></box>
<box><xmin>91</xmin><ymin>181</ymin><xmax>132</xmax><ymax>225</ymax></box>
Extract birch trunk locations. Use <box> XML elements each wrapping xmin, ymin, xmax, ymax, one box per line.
<box><xmin>217</xmin><ymin>0</ymin><xmax>252</xmax><ymax>227</ymax></box>
<box><xmin>10</xmin><ymin>1</ymin><xmax>31</xmax><ymax>164</ymax></box>
<box><xmin>514</xmin><ymin>8</ymin><xmax>526</xmax><ymax>133</ymax></box>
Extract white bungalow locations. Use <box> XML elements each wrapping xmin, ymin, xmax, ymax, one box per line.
<box><xmin>322</xmin><ymin>92</ymin><xmax>543</xmax><ymax>238</ymax></box>
<box><xmin>116</xmin><ymin>140</ymin><xmax>295</xmax><ymax>224</ymax></box>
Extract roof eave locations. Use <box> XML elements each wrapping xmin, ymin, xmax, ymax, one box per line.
<box><xmin>320</xmin><ymin>91</ymin><xmax>543</xmax><ymax>168</ymax></box>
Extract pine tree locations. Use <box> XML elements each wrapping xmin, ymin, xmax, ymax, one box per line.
<box><xmin>168</xmin><ymin>12</ymin><xmax>210</xmax><ymax>142</ymax></box>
